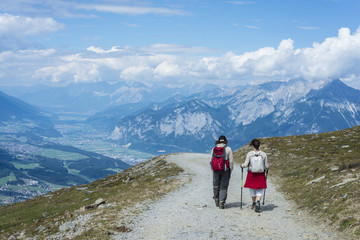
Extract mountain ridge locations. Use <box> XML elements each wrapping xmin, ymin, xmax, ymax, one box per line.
<box><xmin>105</xmin><ymin>79</ymin><xmax>360</xmax><ymax>154</ymax></box>
<box><xmin>0</xmin><ymin>90</ymin><xmax>60</xmax><ymax>138</ymax></box>
<box><xmin>0</xmin><ymin>90</ymin><xmax>50</xmax><ymax>123</ymax></box>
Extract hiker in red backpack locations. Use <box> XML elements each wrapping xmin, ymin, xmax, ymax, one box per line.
<box><xmin>210</xmin><ymin>135</ymin><xmax>234</xmax><ymax>209</ymax></box>
<box><xmin>241</xmin><ymin>138</ymin><xmax>269</xmax><ymax>212</ymax></box>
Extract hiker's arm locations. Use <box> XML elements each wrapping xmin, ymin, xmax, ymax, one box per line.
<box><xmin>264</xmin><ymin>153</ymin><xmax>269</xmax><ymax>169</ymax></box>
<box><xmin>241</xmin><ymin>152</ymin><xmax>251</xmax><ymax>168</ymax></box>
<box><xmin>228</xmin><ymin>148</ymin><xmax>234</xmax><ymax>171</ymax></box>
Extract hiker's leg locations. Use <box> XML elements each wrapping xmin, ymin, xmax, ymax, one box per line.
<box><xmin>256</xmin><ymin>189</ymin><xmax>264</xmax><ymax>201</ymax></box>
<box><xmin>249</xmin><ymin>189</ymin><xmax>256</xmax><ymax>208</ymax></box>
<box><xmin>213</xmin><ymin>171</ymin><xmax>221</xmax><ymax>200</ymax></box>
<box><xmin>249</xmin><ymin>189</ymin><xmax>256</xmax><ymax>202</ymax></box>
<box><xmin>219</xmin><ymin>170</ymin><xmax>231</xmax><ymax>203</ymax></box>
<box><xmin>255</xmin><ymin>189</ymin><xmax>264</xmax><ymax>212</ymax></box>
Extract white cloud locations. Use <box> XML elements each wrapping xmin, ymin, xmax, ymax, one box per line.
<box><xmin>75</xmin><ymin>4</ymin><xmax>188</xmax><ymax>16</ymax></box>
<box><xmin>34</xmin><ymin>58</ymin><xmax>101</xmax><ymax>84</ymax></box>
<box><xmin>124</xmin><ymin>22</ymin><xmax>141</xmax><ymax>28</ymax></box>
<box><xmin>0</xmin><ymin>14</ymin><xmax>61</xmax><ymax>36</ymax></box>
<box><xmin>0</xmin><ymin>13</ymin><xmax>63</xmax><ymax>50</ymax></box>
<box><xmin>143</xmin><ymin>44</ymin><xmax>213</xmax><ymax>54</ymax></box>
<box><xmin>245</xmin><ymin>25</ymin><xmax>259</xmax><ymax>29</ymax></box>
<box><xmin>154</xmin><ymin>61</ymin><xmax>181</xmax><ymax>78</ymax></box>
<box><xmin>120</xmin><ymin>66</ymin><xmax>153</xmax><ymax>81</ymax></box>
<box><xmin>0</xmin><ymin>49</ymin><xmax>56</xmax><ymax>61</ymax></box>
<box><xmin>0</xmin><ymin>49</ymin><xmax>57</xmax><ymax>85</ymax></box>
<box><xmin>298</xmin><ymin>26</ymin><xmax>320</xmax><ymax>30</ymax></box>
<box><xmin>87</xmin><ymin>46</ymin><xmax>123</xmax><ymax>54</ymax></box>
<box><xmin>2</xmin><ymin>27</ymin><xmax>360</xmax><ymax>89</ymax></box>
<box><xmin>190</xmin><ymin>27</ymin><xmax>360</xmax><ymax>85</ymax></box>
<box><xmin>0</xmin><ymin>1</ymin><xmax>189</xmax><ymax>19</ymax></box>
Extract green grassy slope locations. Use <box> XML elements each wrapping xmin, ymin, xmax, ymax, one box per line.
<box><xmin>234</xmin><ymin>125</ymin><xmax>360</xmax><ymax>238</ymax></box>
<box><xmin>0</xmin><ymin>155</ymin><xmax>184</xmax><ymax>239</ymax></box>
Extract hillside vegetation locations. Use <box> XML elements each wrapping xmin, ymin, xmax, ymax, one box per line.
<box><xmin>234</xmin><ymin>125</ymin><xmax>360</xmax><ymax>238</ymax></box>
<box><xmin>0</xmin><ymin>155</ymin><xmax>185</xmax><ymax>239</ymax></box>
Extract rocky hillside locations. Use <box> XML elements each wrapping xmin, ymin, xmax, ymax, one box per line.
<box><xmin>0</xmin><ymin>155</ymin><xmax>186</xmax><ymax>239</ymax></box>
<box><xmin>234</xmin><ymin>125</ymin><xmax>360</xmax><ymax>238</ymax></box>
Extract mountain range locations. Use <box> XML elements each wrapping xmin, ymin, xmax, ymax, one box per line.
<box><xmin>1</xmin><ymin>78</ymin><xmax>359</xmax><ymax>155</ymax></box>
<box><xmin>107</xmin><ymin>79</ymin><xmax>360</xmax><ymax>153</ymax></box>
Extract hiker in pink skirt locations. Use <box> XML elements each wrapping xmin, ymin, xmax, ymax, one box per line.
<box><xmin>241</xmin><ymin>139</ymin><xmax>269</xmax><ymax>212</ymax></box>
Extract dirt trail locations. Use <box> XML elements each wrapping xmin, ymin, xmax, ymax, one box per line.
<box><xmin>113</xmin><ymin>153</ymin><xmax>340</xmax><ymax>240</ymax></box>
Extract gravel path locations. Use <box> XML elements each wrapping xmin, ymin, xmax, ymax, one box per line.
<box><xmin>113</xmin><ymin>153</ymin><xmax>340</xmax><ymax>240</ymax></box>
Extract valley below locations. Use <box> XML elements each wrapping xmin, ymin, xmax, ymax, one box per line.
<box><xmin>0</xmin><ymin>118</ymin><xmax>152</xmax><ymax>206</ymax></box>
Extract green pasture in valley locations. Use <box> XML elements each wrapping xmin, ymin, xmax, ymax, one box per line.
<box><xmin>39</xmin><ymin>148</ymin><xmax>88</xmax><ymax>161</ymax></box>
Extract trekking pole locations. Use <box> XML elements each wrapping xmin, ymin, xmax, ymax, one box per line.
<box><xmin>262</xmin><ymin>169</ymin><xmax>269</xmax><ymax>205</ymax></box>
<box><xmin>240</xmin><ymin>167</ymin><xmax>243</xmax><ymax>209</ymax></box>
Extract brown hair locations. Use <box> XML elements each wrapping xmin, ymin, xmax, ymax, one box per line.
<box><xmin>249</xmin><ymin>138</ymin><xmax>260</xmax><ymax>150</ymax></box>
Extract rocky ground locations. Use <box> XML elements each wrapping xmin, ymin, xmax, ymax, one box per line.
<box><xmin>113</xmin><ymin>153</ymin><xmax>343</xmax><ymax>240</ymax></box>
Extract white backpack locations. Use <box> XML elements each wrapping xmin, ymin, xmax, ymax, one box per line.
<box><xmin>250</xmin><ymin>152</ymin><xmax>265</xmax><ymax>173</ymax></box>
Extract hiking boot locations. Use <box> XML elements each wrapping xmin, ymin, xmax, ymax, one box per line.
<box><xmin>255</xmin><ymin>202</ymin><xmax>261</xmax><ymax>212</ymax></box>
<box><xmin>219</xmin><ymin>201</ymin><xmax>225</xmax><ymax>209</ymax></box>
<box><xmin>251</xmin><ymin>202</ymin><xmax>256</xmax><ymax>210</ymax></box>
<box><xmin>214</xmin><ymin>199</ymin><xmax>219</xmax><ymax>207</ymax></box>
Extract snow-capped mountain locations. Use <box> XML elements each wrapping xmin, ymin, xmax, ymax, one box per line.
<box><xmin>86</xmin><ymin>94</ymin><xmax>188</xmax><ymax>132</ymax></box>
<box><xmin>276</xmin><ymin>79</ymin><xmax>360</xmax><ymax>134</ymax></box>
<box><xmin>225</xmin><ymin>79</ymin><xmax>321</xmax><ymax>126</ymax></box>
<box><xmin>107</xmin><ymin>79</ymin><xmax>360</xmax><ymax>154</ymax></box>
<box><xmin>110</xmin><ymin>99</ymin><xmax>230</xmax><ymax>152</ymax></box>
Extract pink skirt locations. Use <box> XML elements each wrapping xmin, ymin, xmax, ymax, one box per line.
<box><xmin>244</xmin><ymin>171</ymin><xmax>267</xmax><ymax>189</ymax></box>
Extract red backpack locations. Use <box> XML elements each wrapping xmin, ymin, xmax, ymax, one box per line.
<box><xmin>211</xmin><ymin>146</ymin><xmax>229</xmax><ymax>171</ymax></box>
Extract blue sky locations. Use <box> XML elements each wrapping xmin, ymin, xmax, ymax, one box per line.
<box><xmin>1</xmin><ymin>0</ymin><xmax>360</xmax><ymax>89</ymax></box>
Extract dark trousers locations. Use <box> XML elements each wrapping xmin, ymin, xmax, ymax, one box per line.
<box><xmin>213</xmin><ymin>169</ymin><xmax>231</xmax><ymax>202</ymax></box>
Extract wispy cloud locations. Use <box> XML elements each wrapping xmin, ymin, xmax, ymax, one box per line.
<box><xmin>245</xmin><ymin>25</ymin><xmax>259</xmax><ymax>29</ymax></box>
<box><xmin>86</xmin><ymin>44</ymin><xmax>213</xmax><ymax>55</ymax></box>
<box><xmin>0</xmin><ymin>13</ymin><xmax>64</xmax><ymax>50</ymax></box>
<box><xmin>0</xmin><ymin>13</ymin><xmax>63</xmax><ymax>36</ymax></box>
<box><xmin>75</xmin><ymin>4</ymin><xmax>189</xmax><ymax>16</ymax></box>
<box><xmin>298</xmin><ymin>26</ymin><xmax>320</xmax><ymax>30</ymax></box>
<box><xmin>0</xmin><ymin>0</ymin><xmax>189</xmax><ymax>18</ymax></box>
<box><xmin>141</xmin><ymin>44</ymin><xmax>213</xmax><ymax>54</ymax></box>
<box><xmin>124</xmin><ymin>22</ymin><xmax>141</xmax><ymax>28</ymax></box>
